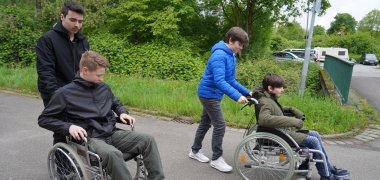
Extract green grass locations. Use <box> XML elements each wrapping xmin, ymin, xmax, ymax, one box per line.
<box><xmin>0</xmin><ymin>66</ymin><xmax>370</xmax><ymax>134</ymax></box>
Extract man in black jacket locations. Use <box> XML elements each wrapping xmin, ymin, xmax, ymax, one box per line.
<box><xmin>39</xmin><ymin>51</ymin><xmax>165</xmax><ymax>180</ymax></box>
<box><xmin>36</xmin><ymin>1</ymin><xmax>89</xmax><ymax>107</ymax></box>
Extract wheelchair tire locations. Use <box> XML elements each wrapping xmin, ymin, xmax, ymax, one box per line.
<box><xmin>48</xmin><ymin>142</ymin><xmax>89</xmax><ymax>180</ymax></box>
<box><xmin>234</xmin><ymin>132</ymin><xmax>295</xmax><ymax>180</ymax></box>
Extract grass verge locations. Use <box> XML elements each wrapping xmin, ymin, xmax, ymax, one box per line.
<box><xmin>0</xmin><ymin>66</ymin><xmax>370</xmax><ymax>134</ymax></box>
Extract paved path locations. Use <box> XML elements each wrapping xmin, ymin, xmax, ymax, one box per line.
<box><xmin>1</xmin><ymin>92</ymin><xmax>380</xmax><ymax>180</ymax></box>
<box><xmin>1</xmin><ymin>64</ymin><xmax>380</xmax><ymax>180</ymax></box>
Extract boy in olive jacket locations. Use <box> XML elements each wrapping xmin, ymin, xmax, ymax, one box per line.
<box><xmin>255</xmin><ymin>74</ymin><xmax>349</xmax><ymax>180</ymax></box>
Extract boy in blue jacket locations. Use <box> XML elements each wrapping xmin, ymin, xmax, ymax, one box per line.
<box><xmin>189</xmin><ymin>27</ymin><xmax>252</xmax><ymax>172</ymax></box>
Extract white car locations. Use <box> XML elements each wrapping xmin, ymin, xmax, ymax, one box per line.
<box><xmin>273</xmin><ymin>51</ymin><xmax>304</xmax><ymax>62</ymax></box>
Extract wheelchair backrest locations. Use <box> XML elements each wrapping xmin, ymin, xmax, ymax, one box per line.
<box><xmin>251</xmin><ymin>92</ymin><xmax>299</xmax><ymax>149</ymax></box>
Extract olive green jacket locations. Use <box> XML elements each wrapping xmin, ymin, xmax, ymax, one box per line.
<box><xmin>255</xmin><ymin>88</ymin><xmax>307</xmax><ymax>144</ymax></box>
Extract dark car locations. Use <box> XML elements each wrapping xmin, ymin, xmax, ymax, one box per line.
<box><xmin>360</xmin><ymin>54</ymin><xmax>378</xmax><ymax>66</ymax></box>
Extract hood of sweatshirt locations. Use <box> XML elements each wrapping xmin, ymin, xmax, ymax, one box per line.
<box><xmin>210</xmin><ymin>40</ymin><xmax>234</xmax><ymax>57</ymax></box>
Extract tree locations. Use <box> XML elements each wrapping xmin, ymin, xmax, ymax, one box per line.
<box><xmin>107</xmin><ymin>0</ymin><xmax>195</xmax><ymax>43</ymax></box>
<box><xmin>200</xmin><ymin>0</ymin><xmax>330</xmax><ymax>58</ymax></box>
<box><xmin>327</xmin><ymin>13</ymin><xmax>357</xmax><ymax>35</ymax></box>
<box><xmin>276</xmin><ymin>22</ymin><xmax>305</xmax><ymax>41</ymax></box>
<box><xmin>358</xmin><ymin>9</ymin><xmax>380</xmax><ymax>39</ymax></box>
<box><xmin>313</xmin><ymin>25</ymin><xmax>325</xmax><ymax>36</ymax></box>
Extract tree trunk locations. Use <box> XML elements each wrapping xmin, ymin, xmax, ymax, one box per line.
<box><xmin>245</xmin><ymin>0</ymin><xmax>255</xmax><ymax>38</ymax></box>
<box><xmin>36</xmin><ymin>0</ymin><xmax>42</xmax><ymax>12</ymax></box>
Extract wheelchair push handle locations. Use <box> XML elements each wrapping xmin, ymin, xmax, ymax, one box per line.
<box><xmin>241</xmin><ymin>97</ymin><xmax>259</xmax><ymax>110</ymax></box>
<box><xmin>247</xmin><ymin>97</ymin><xmax>259</xmax><ymax>105</ymax></box>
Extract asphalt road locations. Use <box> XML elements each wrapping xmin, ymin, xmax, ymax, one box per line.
<box><xmin>351</xmin><ymin>64</ymin><xmax>380</xmax><ymax>114</ymax></box>
<box><xmin>1</xmin><ymin>64</ymin><xmax>380</xmax><ymax>180</ymax></box>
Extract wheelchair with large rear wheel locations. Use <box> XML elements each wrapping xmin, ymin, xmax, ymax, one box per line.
<box><xmin>47</xmin><ymin>124</ymin><xmax>148</xmax><ymax>180</ymax></box>
<box><xmin>233</xmin><ymin>98</ymin><xmax>341</xmax><ymax>180</ymax></box>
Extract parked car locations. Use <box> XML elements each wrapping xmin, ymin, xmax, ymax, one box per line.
<box><xmin>291</xmin><ymin>51</ymin><xmax>317</xmax><ymax>61</ymax></box>
<box><xmin>283</xmin><ymin>48</ymin><xmax>316</xmax><ymax>55</ymax></box>
<box><xmin>360</xmin><ymin>54</ymin><xmax>378</xmax><ymax>66</ymax></box>
<box><xmin>273</xmin><ymin>51</ymin><xmax>303</xmax><ymax>62</ymax></box>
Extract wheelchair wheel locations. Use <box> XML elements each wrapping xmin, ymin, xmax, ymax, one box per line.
<box><xmin>125</xmin><ymin>155</ymin><xmax>148</xmax><ymax>180</ymax></box>
<box><xmin>48</xmin><ymin>143</ymin><xmax>89</xmax><ymax>180</ymax></box>
<box><xmin>234</xmin><ymin>132</ymin><xmax>295</xmax><ymax>180</ymax></box>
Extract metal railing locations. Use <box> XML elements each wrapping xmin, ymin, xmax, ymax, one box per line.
<box><xmin>323</xmin><ymin>55</ymin><xmax>355</xmax><ymax>104</ymax></box>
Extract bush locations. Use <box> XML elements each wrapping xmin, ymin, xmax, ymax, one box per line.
<box><xmin>313</xmin><ymin>32</ymin><xmax>380</xmax><ymax>57</ymax></box>
<box><xmin>270</xmin><ymin>34</ymin><xmax>305</xmax><ymax>52</ymax></box>
<box><xmin>90</xmin><ymin>34</ymin><xmax>204</xmax><ymax>81</ymax></box>
<box><xmin>0</xmin><ymin>5</ymin><xmax>41</xmax><ymax>67</ymax></box>
<box><xmin>236</xmin><ymin>59</ymin><xmax>321</xmax><ymax>94</ymax></box>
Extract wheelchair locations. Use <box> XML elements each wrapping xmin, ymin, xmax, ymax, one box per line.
<box><xmin>233</xmin><ymin>98</ymin><xmax>335</xmax><ymax>180</ymax></box>
<box><xmin>47</xmin><ymin>124</ymin><xmax>148</xmax><ymax>180</ymax></box>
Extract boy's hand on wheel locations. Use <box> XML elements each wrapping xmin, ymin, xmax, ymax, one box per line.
<box><xmin>238</xmin><ymin>96</ymin><xmax>249</xmax><ymax>104</ymax></box>
<box><xmin>120</xmin><ymin>113</ymin><xmax>136</xmax><ymax>125</ymax></box>
<box><xmin>69</xmin><ymin>125</ymin><xmax>87</xmax><ymax>141</ymax></box>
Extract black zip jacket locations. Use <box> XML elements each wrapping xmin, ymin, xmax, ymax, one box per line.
<box><xmin>38</xmin><ymin>75</ymin><xmax>129</xmax><ymax>138</ymax></box>
<box><xmin>36</xmin><ymin>21</ymin><xmax>90</xmax><ymax>98</ymax></box>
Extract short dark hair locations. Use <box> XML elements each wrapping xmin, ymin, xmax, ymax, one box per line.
<box><xmin>262</xmin><ymin>74</ymin><xmax>285</xmax><ymax>91</ymax></box>
<box><xmin>61</xmin><ymin>1</ymin><xmax>84</xmax><ymax>17</ymax></box>
<box><xmin>80</xmin><ymin>51</ymin><xmax>109</xmax><ymax>71</ymax></box>
<box><xmin>224</xmin><ymin>27</ymin><xmax>249</xmax><ymax>47</ymax></box>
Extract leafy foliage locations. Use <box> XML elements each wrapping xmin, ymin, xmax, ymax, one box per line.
<box><xmin>313</xmin><ymin>32</ymin><xmax>380</xmax><ymax>56</ymax></box>
<box><xmin>106</xmin><ymin>0</ymin><xmax>194</xmax><ymax>43</ymax></box>
<box><xmin>358</xmin><ymin>9</ymin><xmax>380</xmax><ymax>40</ymax></box>
<box><xmin>270</xmin><ymin>34</ymin><xmax>305</xmax><ymax>51</ymax></box>
<box><xmin>327</xmin><ymin>13</ymin><xmax>357</xmax><ymax>35</ymax></box>
<box><xmin>313</xmin><ymin>25</ymin><xmax>326</xmax><ymax>36</ymax></box>
<box><xmin>90</xmin><ymin>34</ymin><xmax>204</xmax><ymax>81</ymax></box>
<box><xmin>0</xmin><ymin>4</ymin><xmax>41</xmax><ymax>67</ymax></box>
<box><xmin>277</xmin><ymin>22</ymin><xmax>306</xmax><ymax>41</ymax></box>
<box><xmin>236</xmin><ymin>59</ymin><xmax>321</xmax><ymax>94</ymax></box>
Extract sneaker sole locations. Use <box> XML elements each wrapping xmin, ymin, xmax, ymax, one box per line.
<box><xmin>189</xmin><ymin>154</ymin><xmax>209</xmax><ymax>163</ymax></box>
<box><xmin>210</xmin><ymin>163</ymin><xmax>232</xmax><ymax>173</ymax></box>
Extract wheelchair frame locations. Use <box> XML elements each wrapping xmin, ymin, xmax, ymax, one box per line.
<box><xmin>234</xmin><ymin>98</ymin><xmax>330</xmax><ymax>180</ymax></box>
<box><xmin>47</xmin><ymin>124</ymin><xmax>148</xmax><ymax>180</ymax></box>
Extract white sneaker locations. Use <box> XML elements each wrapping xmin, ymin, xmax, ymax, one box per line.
<box><xmin>210</xmin><ymin>157</ymin><xmax>233</xmax><ymax>172</ymax></box>
<box><xmin>189</xmin><ymin>150</ymin><xmax>210</xmax><ymax>163</ymax></box>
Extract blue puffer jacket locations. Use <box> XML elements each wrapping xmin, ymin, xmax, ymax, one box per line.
<box><xmin>198</xmin><ymin>41</ymin><xmax>250</xmax><ymax>101</ymax></box>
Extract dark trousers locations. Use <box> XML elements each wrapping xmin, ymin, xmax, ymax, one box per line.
<box><xmin>191</xmin><ymin>97</ymin><xmax>225</xmax><ymax>160</ymax></box>
<box><xmin>88</xmin><ymin>130</ymin><xmax>165</xmax><ymax>180</ymax></box>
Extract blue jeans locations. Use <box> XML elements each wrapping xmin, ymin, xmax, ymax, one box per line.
<box><xmin>299</xmin><ymin>131</ymin><xmax>333</xmax><ymax>177</ymax></box>
<box><xmin>191</xmin><ymin>97</ymin><xmax>225</xmax><ymax>160</ymax></box>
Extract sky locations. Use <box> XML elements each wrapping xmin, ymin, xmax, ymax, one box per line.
<box><xmin>296</xmin><ymin>0</ymin><xmax>380</xmax><ymax>30</ymax></box>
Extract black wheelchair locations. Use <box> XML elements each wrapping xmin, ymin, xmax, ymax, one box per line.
<box><xmin>234</xmin><ymin>98</ymin><xmax>341</xmax><ymax>180</ymax></box>
<box><xmin>47</xmin><ymin>124</ymin><xmax>148</xmax><ymax>180</ymax></box>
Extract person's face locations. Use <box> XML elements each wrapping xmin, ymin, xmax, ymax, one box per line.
<box><xmin>228</xmin><ymin>40</ymin><xmax>244</xmax><ymax>54</ymax></box>
<box><xmin>268</xmin><ymin>86</ymin><xmax>284</xmax><ymax>97</ymax></box>
<box><xmin>81</xmin><ymin>67</ymin><xmax>106</xmax><ymax>84</ymax></box>
<box><xmin>61</xmin><ymin>10</ymin><xmax>84</xmax><ymax>35</ymax></box>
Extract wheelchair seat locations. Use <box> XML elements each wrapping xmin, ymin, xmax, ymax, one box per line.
<box><xmin>256</xmin><ymin>126</ymin><xmax>299</xmax><ymax>148</ymax></box>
